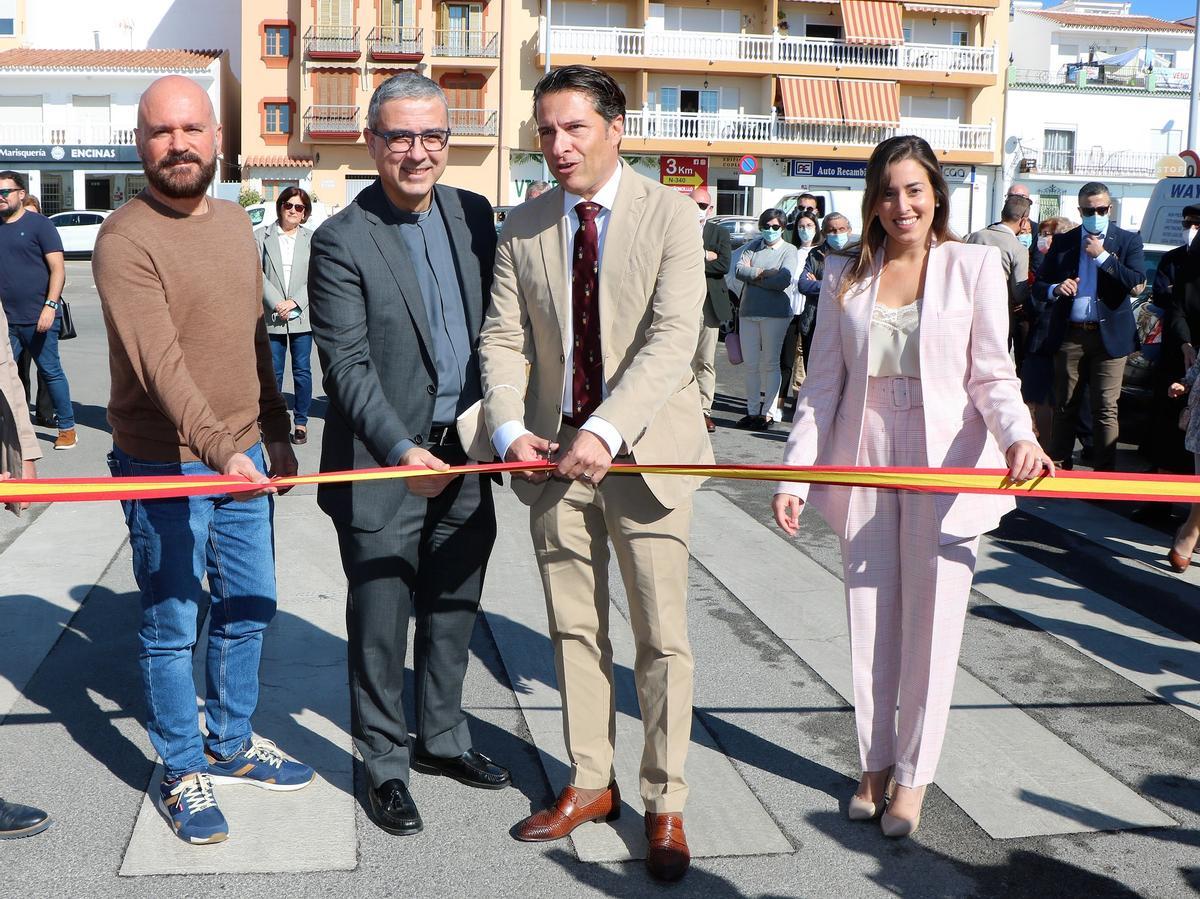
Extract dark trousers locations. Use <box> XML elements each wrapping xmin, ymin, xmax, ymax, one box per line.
<box><xmin>17</xmin><ymin>350</ymin><xmax>54</xmax><ymax>423</ymax></box>
<box><xmin>335</xmin><ymin>449</ymin><xmax>496</xmax><ymax>789</ymax></box>
<box><xmin>1049</xmin><ymin>326</ymin><xmax>1125</xmax><ymax>471</ymax></box>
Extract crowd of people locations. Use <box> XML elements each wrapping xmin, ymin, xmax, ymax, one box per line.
<box><xmin>0</xmin><ymin>62</ymin><xmax>1186</xmax><ymax>885</ymax></box>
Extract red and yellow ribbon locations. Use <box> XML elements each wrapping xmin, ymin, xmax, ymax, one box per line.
<box><xmin>1</xmin><ymin>461</ymin><xmax>1195</xmax><ymax>505</ymax></box>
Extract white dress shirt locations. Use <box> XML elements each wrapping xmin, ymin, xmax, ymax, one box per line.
<box><xmin>277</xmin><ymin>227</ymin><xmax>297</xmax><ymax>293</ymax></box>
<box><xmin>492</xmin><ymin>163</ymin><xmax>625</xmax><ymax>460</ymax></box>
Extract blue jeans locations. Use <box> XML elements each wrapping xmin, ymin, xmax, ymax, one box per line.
<box><xmin>269</xmin><ymin>332</ymin><xmax>313</xmax><ymax>427</ymax></box>
<box><xmin>107</xmin><ymin>443</ymin><xmax>277</xmax><ymax>779</ymax></box>
<box><xmin>9</xmin><ymin>321</ymin><xmax>74</xmax><ymax>429</ymax></box>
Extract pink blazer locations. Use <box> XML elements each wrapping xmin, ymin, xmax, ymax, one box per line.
<box><xmin>778</xmin><ymin>240</ymin><xmax>1037</xmax><ymax>544</ymax></box>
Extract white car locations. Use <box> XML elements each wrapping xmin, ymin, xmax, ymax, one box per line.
<box><xmin>49</xmin><ymin>210</ymin><xmax>111</xmax><ymax>258</ymax></box>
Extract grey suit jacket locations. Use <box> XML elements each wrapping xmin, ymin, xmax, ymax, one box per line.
<box><xmin>256</xmin><ymin>221</ymin><xmax>313</xmax><ymax>335</ymax></box>
<box><xmin>308</xmin><ymin>180</ymin><xmax>496</xmax><ymax>531</ymax></box>
<box><xmin>966</xmin><ymin>223</ymin><xmax>1030</xmax><ymax>311</ymax></box>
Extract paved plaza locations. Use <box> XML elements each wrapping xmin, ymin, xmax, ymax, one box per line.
<box><xmin>1</xmin><ymin>262</ymin><xmax>1198</xmax><ymax>898</ymax></box>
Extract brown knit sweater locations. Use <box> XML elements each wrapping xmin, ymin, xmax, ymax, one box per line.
<box><xmin>93</xmin><ymin>191</ymin><xmax>290</xmax><ymax>471</ymax></box>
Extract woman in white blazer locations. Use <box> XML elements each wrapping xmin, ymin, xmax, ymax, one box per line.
<box><xmin>772</xmin><ymin>136</ymin><xmax>1053</xmax><ymax>837</ymax></box>
<box><xmin>256</xmin><ymin>187</ymin><xmax>314</xmax><ymax>445</ymax></box>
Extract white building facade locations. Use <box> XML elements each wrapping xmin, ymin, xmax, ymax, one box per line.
<box><xmin>0</xmin><ymin>49</ymin><xmax>226</xmax><ymax>214</ymax></box>
<box><xmin>1002</xmin><ymin>0</ymin><xmax>1193</xmax><ymax>229</ymax></box>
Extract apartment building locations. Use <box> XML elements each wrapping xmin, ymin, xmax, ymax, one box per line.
<box><xmin>1005</xmin><ymin>0</ymin><xmax>1194</xmax><ymax>231</ymax></box>
<box><xmin>0</xmin><ymin>48</ymin><xmax>230</xmax><ymax>214</ymax></box>
<box><xmin>240</xmin><ymin>0</ymin><xmax>503</xmax><ymax>207</ymax></box>
<box><xmin>241</xmin><ymin>0</ymin><xmax>1007</xmax><ymax>233</ymax></box>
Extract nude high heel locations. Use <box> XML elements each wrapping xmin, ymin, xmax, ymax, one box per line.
<box><xmin>847</xmin><ymin>768</ymin><xmax>892</xmax><ymax>821</ymax></box>
<box><xmin>881</xmin><ymin>783</ymin><xmax>925</xmax><ymax>838</ymax></box>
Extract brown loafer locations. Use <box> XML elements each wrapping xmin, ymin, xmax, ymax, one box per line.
<box><xmin>703</xmin><ymin>414</ymin><xmax>716</xmax><ymax>433</ymax></box>
<box><xmin>645</xmin><ymin>811</ymin><xmax>690</xmax><ymax>882</ymax></box>
<box><xmin>1168</xmin><ymin>547</ymin><xmax>1191</xmax><ymax>572</ymax></box>
<box><xmin>513</xmin><ymin>782</ymin><xmax>620</xmax><ymax>842</ymax></box>
<box><xmin>292</xmin><ymin>426</ymin><xmax>307</xmax><ymax>446</ymax></box>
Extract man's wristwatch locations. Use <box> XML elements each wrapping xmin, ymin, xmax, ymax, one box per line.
<box><xmin>43</xmin><ymin>299</ymin><xmax>59</xmax><ymax>310</ymax></box>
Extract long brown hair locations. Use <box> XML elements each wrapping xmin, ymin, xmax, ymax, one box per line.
<box><xmin>836</xmin><ymin>135</ymin><xmax>957</xmax><ymax>302</ymax></box>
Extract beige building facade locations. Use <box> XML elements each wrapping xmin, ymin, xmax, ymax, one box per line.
<box><xmin>240</xmin><ymin>0</ymin><xmax>1007</xmax><ymax>230</ymax></box>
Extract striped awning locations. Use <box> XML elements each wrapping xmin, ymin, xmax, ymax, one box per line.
<box><xmin>778</xmin><ymin>77</ymin><xmax>843</xmax><ymax>122</ymax></box>
<box><xmin>902</xmin><ymin>2</ymin><xmax>990</xmax><ymax>13</ymax></box>
<box><xmin>838</xmin><ymin>79</ymin><xmax>900</xmax><ymax>125</ymax></box>
<box><xmin>841</xmin><ymin>0</ymin><xmax>905</xmax><ymax>45</ymax></box>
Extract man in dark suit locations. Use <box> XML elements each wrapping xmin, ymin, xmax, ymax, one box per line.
<box><xmin>688</xmin><ymin>187</ymin><xmax>731</xmax><ymax>432</ymax></box>
<box><xmin>308</xmin><ymin>72</ymin><xmax>510</xmax><ymax>838</ymax></box>
<box><xmin>1033</xmin><ymin>181</ymin><xmax>1145</xmax><ymax>470</ymax></box>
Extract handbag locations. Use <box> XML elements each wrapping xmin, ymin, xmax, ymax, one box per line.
<box><xmin>725</xmin><ymin>318</ymin><xmax>743</xmax><ymax>365</ymax></box>
<box><xmin>57</xmin><ymin>299</ymin><xmax>77</xmax><ymax>340</ymax></box>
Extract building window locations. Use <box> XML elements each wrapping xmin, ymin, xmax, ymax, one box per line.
<box><xmin>902</xmin><ymin>24</ymin><xmax>912</xmax><ymax>43</ymax></box>
<box><xmin>262</xmin><ymin>179</ymin><xmax>299</xmax><ymax>201</ymax></box>
<box><xmin>0</xmin><ymin>19</ymin><xmax>13</xmax><ymax>35</ymax></box>
<box><xmin>265</xmin><ymin>25</ymin><xmax>291</xmax><ymax>57</ymax></box>
<box><xmin>1043</xmin><ymin>129</ymin><xmax>1075</xmax><ymax>174</ymax></box>
<box><xmin>265</xmin><ymin>103</ymin><xmax>291</xmax><ymax>134</ymax></box>
<box><xmin>806</xmin><ymin>23</ymin><xmax>842</xmax><ymax>40</ymax></box>
<box><xmin>951</xmin><ymin>28</ymin><xmax>969</xmax><ymax>47</ymax></box>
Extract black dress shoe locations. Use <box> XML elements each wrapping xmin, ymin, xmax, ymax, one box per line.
<box><xmin>0</xmin><ymin>797</ymin><xmax>51</xmax><ymax>840</ymax></box>
<box><xmin>367</xmin><ymin>780</ymin><xmax>423</xmax><ymax>835</ymax></box>
<box><xmin>412</xmin><ymin>748</ymin><xmax>511</xmax><ymax>790</ymax></box>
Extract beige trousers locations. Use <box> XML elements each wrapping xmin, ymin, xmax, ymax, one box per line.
<box><xmin>529</xmin><ymin>461</ymin><xmax>694</xmax><ymax>813</ymax></box>
<box><xmin>691</xmin><ymin>305</ymin><xmax>721</xmax><ymax>416</ymax></box>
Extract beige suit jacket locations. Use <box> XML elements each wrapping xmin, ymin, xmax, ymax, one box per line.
<box><xmin>478</xmin><ymin>161</ymin><xmax>713</xmax><ymax>509</ymax></box>
<box><xmin>0</xmin><ymin>299</ymin><xmax>41</xmax><ymax>509</ymax></box>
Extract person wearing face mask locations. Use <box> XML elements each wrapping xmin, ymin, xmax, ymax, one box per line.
<box><xmin>1022</xmin><ymin>216</ymin><xmax>1074</xmax><ymax>448</ymax></box>
<box><xmin>789</xmin><ymin>214</ymin><xmax>854</xmax><ymax>409</ymax></box>
<box><xmin>967</xmin><ymin>195</ymin><xmax>1032</xmax><ymax>370</ymax></box>
<box><xmin>734</xmin><ymin>208</ymin><xmax>799</xmax><ymax>430</ymax></box>
<box><xmin>777</xmin><ymin>209</ymin><xmax>821</xmax><ymax>416</ymax></box>
<box><xmin>774</xmin><ymin>135</ymin><xmax>1048</xmax><ymax>839</ymax></box>
<box><xmin>1033</xmin><ymin>181</ymin><xmax>1145</xmax><ymax>471</ymax></box>
<box><xmin>689</xmin><ymin>187</ymin><xmax>732</xmax><ymax>433</ymax></box>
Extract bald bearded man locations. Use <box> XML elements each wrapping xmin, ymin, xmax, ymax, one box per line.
<box><xmin>689</xmin><ymin>187</ymin><xmax>731</xmax><ymax>431</ymax></box>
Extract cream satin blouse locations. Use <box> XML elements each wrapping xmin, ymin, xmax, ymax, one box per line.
<box><xmin>868</xmin><ymin>300</ymin><xmax>921</xmax><ymax>378</ymax></box>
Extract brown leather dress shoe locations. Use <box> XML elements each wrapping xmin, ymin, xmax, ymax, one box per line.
<box><xmin>645</xmin><ymin>812</ymin><xmax>690</xmax><ymax>882</ymax></box>
<box><xmin>703</xmin><ymin>414</ymin><xmax>716</xmax><ymax>433</ymax></box>
<box><xmin>513</xmin><ymin>782</ymin><xmax>620</xmax><ymax>842</ymax></box>
<box><xmin>1168</xmin><ymin>547</ymin><xmax>1191</xmax><ymax>572</ymax></box>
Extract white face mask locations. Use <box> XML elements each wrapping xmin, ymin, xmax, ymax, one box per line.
<box><xmin>797</xmin><ymin>227</ymin><xmax>816</xmax><ymax>244</ymax></box>
<box><xmin>1037</xmin><ymin>235</ymin><xmax>1052</xmax><ymax>253</ymax></box>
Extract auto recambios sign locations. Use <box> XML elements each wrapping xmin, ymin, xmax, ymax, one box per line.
<box><xmin>0</xmin><ymin>145</ymin><xmax>141</xmax><ymax>163</ymax></box>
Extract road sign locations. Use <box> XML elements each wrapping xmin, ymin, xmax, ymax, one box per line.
<box><xmin>660</xmin><ymin>155</ymin><xmax>708</xmax><ymax>192</ymax></box>
<box><xmin>739</xmin><ymin>155</ymin><xmax>759</xmax><ymax>175</ymax></box>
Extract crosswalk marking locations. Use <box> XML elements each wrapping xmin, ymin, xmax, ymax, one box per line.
<box><xmin>0</xmin><ymin>501</ymin><xmax>126</xmax><ymax>724</ymax></box>
<box><xmin>690</xmin><ymin>490</ymin><xmax>1177</xmax><ymax>839</ymax></box>
<box><xmin>483</xmin><ymin>491</ymin><xmax>794</xmax><ymax>863</ymax></box>
<box><xmin>119</xmin><ymin>499</ymin><xmax>356</xmax><ymax>875</ymax></box>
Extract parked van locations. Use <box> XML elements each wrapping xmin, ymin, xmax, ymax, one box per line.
<box><xmin>1140</xmin><ymin>175</ymin><xmax>1200</xmax><ymax>248</ymax></box>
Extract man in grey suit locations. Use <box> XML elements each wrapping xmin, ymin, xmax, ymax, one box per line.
<box><xmin>967</xmin><ymin>194</ymin><xmax>1032</xmax><ymax>366</ymax></box>
<box><xmin>308</xmin><ymin>72</ymin><xmax>509</xmax><ymax>838</ymax></box>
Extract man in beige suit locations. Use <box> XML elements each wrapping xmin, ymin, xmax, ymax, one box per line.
<box><xmin>477</xmin><ymin>65</ymin><xmax>711</xmax><ymax>882</ymax></box>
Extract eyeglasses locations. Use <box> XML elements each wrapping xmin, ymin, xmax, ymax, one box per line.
<box><xmin>0</xmin><ymin>187</ymin><xmax>23</xmax><ymax>198</ymax></box>
<box><xmin>1079</xmin><ymin>205</ymin><xmax>1111</xmax><ymax>215</ymax></box>
<box><xmin>695</xmin><ymin>202</ymin><xmax>710</xmax><ymax>210</ymax></box>
<box><xmin>368</xmin><ymin>128</ymin><xmax>451</xmax><ymax>152</ymax></box>
<box><xmin>799</xmin><ymin>205</ymin><xmax>817</xmax><ymax>213</ymax></box>
<box><xmin>282</xmin><ymin>202</ymin><xmax>306</xmax><ymax>212</ymax></box>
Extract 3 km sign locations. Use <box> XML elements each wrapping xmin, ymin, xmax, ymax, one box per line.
<box><xmin>660</xmin><ymin>156</ymin><xmax>708</xmax><ymax>192</ymax></box>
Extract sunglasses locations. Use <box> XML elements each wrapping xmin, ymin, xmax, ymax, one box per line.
<box><xmin>0</xmin><ymin>187</ymin><xmax>22</xmax><ymax>197</ymax></box>
<box><xmin>282</xmin><ymin>202</ymin><xmax>306</xmax><ymax>212</ymax></box>
<box><xmin>696</xmin><ymin>202</ymin><xmax>710</xmax><ymax>210</ymax></box>
<box><xmin>799</xmin><ymin>205</ymin><xmax>817</xmax><ymax>213</ymax></box>
<box><xmin>1079</xmin><ymin>205</ymin><xmax>1110</xmax><ymax>215</ymax></box>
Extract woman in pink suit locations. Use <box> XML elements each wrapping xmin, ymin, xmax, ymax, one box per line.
<box><xmin>772</xmin><ymin>136</ymin><xmax>1053</xmax><ymax>837</ymax></box>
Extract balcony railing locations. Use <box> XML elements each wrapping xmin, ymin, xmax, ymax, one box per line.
<box><xmin>305</xmin><ymin>25</ymin><xmax>361</xmax><ymax>59</ymax></box>
<box><xmin>1010</xmin><ymin>65</ymin><xmax>1191</xmax><ymax>93</ymax></box>
<box><xmin>1023</xmin><ymin>148</ymin><xmax>1165</xmax><ymax>178</ymax></box>
<box><xmin>368</xmin><ymin>25</ymin><xmax>423</xmax><ymax>59</ymax></box>
<box><xmin>542</xmin><ymin>25</ymin><xmax>997</xmax><ymax>75</ymax></box>
<box><xmin>623</xmin><ymin>110</ymin><xmax>994</xmax><ymax>152</ymax></box>
<box><xmin>0</xmin><ymin>123</ymin><xmax>137</xmax><ymax>145</ymax></box>
<box><xmin>449</xmin><ymin>108</ymin><xmax>498</xmax><ymax>137</ymax></box>
<box><xmin>433</xmin><ymin>29</ymin><xmax>499</xmax><ymax>58</ymax></box>
<box><xmin>304</xmin><ymin>105</ymin><xmax>360</xmax><ymax>138</ymax></box>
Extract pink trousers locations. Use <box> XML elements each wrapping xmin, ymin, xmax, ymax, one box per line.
<box><xmin>840</xmin><ymin>376</ymin><xmax>979</xmax><ymax>788</ymax></box>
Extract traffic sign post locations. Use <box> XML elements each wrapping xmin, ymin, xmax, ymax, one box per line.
<box><xmin>660</xmin><ymin>155</ymin><xmax>709</xmax><ymax>192</ymax></box>
<box><xmin>738</xmin><ymin>155</ymin><xmax>759</xmax><ymax>176</ymax></box>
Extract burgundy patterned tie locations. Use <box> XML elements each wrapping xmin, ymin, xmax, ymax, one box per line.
<box><xmin>568</xmin><ymin>201</ymin><xmax>603</xmax><ymax>426</ymax></box>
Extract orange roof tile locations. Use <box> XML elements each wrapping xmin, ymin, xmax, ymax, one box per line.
<box><xmin>1029</xmin><ymin>11</ymin><xmax>1192</xmax><ymax>33</ymax></box>
<box><xmin>242</xmin><ymin>155</ymin><xmax>314</xmax><ymax>169</ymax></box>
<box><xmin>0</xmin><ymin>49</ymin><xmax>223</xmax><ymax>71</ymax></box>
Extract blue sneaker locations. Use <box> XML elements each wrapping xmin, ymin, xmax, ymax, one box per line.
<box><xmin>206</xmin><ymin>737</ymin><xmax>315</xmax><ymax>792</ymax></box>
<box><xmin>158</xmin><ymin>772</ymin><xmax>228</xmax><ymax>844</ymax></box>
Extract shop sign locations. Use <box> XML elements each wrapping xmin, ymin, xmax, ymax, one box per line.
<box><xmin>0</xmin><ymin>144</ymin><xmax>142</xmax><ymax>163</ymax></box>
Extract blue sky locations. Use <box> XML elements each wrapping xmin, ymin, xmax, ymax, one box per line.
<box><xmin>1128</xmin><ymin>0</ymin><xmax>1193</xmax><ymax>21</ymax></box>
